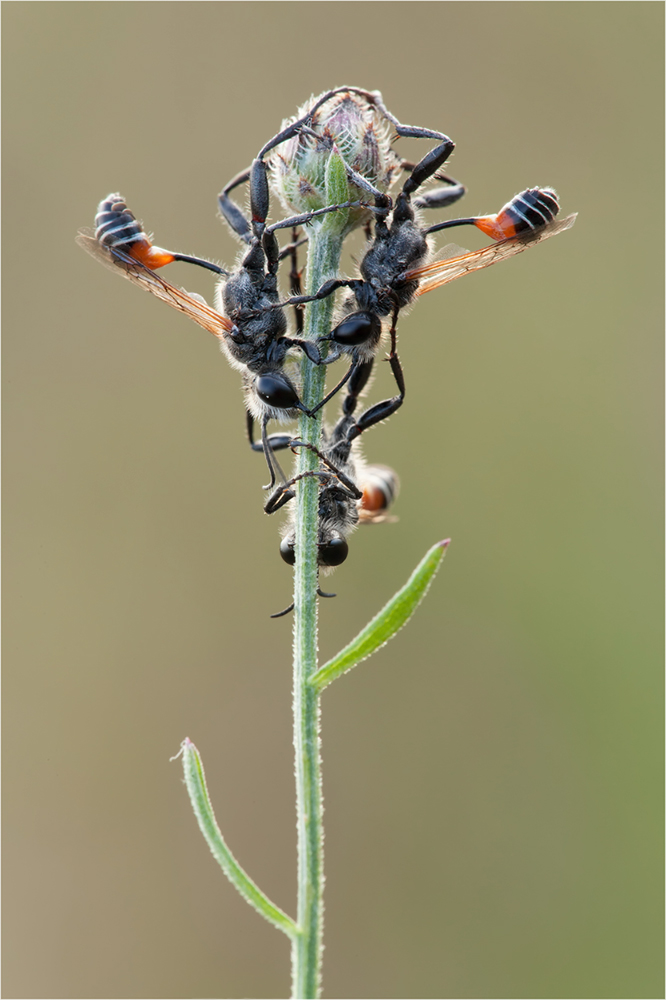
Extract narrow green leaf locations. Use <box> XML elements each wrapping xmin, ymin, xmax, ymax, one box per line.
<box><xmin>311</xmin><ymin>540</ymin><xmax>451</xmax><ymax>692</ymax></box>
<box><xmin>175</xmin><ymin>738</ymin><xmax>297</xmax><ymax>940</ymax></box>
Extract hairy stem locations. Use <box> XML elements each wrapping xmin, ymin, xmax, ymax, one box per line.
<box><xmin>291</xmin><ymin>156</ymin><xmax>349</xmax><ymax>999</ymax></box>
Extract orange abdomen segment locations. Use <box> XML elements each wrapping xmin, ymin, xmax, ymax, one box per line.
<box><xmin>126</xmin><ymin>239</ymin><xmax>176</xmax><ymax>270</ymax></box>
<box><xmin>361</xmin><ymin>483</ymin><xmax>390</xmax><ymax>512</ymax></box>
<box><xmin>473</xmin><ymin>214</ymin><xmax>518</xmax><ymax>240</ymax></box>
<box><xmin>476</xmin><ymin>188</ymin><xmax>560</xmax><ymax>241</ymax></box>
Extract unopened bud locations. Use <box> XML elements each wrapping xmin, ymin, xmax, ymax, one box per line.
<box><xmin>268</xmin><ymin>90</ymin><xmax>399</xmax><ymax>234</ymax></box>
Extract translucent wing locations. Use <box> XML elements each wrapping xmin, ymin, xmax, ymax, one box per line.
<box><xmin>76</xmin><ymin>229</ymin><xmax>232</xmax><ymax>339</ymax></box>
<box><xmin>357</xmin><ymin>509</ymin><xmax>399</xmax><ymax>524</ymax></box>
<box><xmin>406</xmin><ymin>213</ymin><xmax>577</xmax><ymax>296</ymax></box>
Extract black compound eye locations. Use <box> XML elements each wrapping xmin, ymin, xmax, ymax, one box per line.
<box><xmin>279</xmin><ymin>537</ymin><xmax>296</xmax><ymax>565</ymax></box>
<box><xmin>331</xmin><ymin>313</ymin><xmax>379</xmax><ymax>347</ymax></box>
<box><xmin>256</xmin><ymin>374</ymin><xmax>299</xmax><ymax>409</ymax></box>
<box><xmin>319</xmin><ymin>538</ymin><xmax>349</xmax><ymax>567</ymax></box>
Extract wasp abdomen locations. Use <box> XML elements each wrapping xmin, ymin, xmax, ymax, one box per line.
<box><xmin>94</xmin><ymin>194</ymin><xmax>175</xmax><ymax>269</ymax></box>
<box><xmin>475</xmin><ymin>187</ymin><xmax>560</xmax><ymax>240</ymax></box>
<box><xmin>95</xmin><ymin>194</ymin><xmax>146</xmax><ymax>247</ymax></box>
<box><xmin>360</xmin><ymin>464</ymin><xmax>400</xmax><ymax>512</ymax></box>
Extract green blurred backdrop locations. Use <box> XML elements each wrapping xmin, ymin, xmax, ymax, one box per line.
<box><xmin>3</xmin><ymin>3</ymin><xmax>663</xmax><ymax>998</ymax></box>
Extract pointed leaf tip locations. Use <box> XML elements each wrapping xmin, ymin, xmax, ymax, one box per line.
<box><xmin>312</xmin><ymin>539</ymin><xmax>450</xmax><ymax>691</ymax></box>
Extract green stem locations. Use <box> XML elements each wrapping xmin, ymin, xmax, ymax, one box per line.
<box><xmin>291</xmin><ymin>155</ymin><xmax>350</xmax><ymax>999</ymax></box>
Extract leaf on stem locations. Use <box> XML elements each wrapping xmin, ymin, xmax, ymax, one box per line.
<box><xmin>311</xmin><ymin>539</ymin><xmax>451</xmax><ymax>692</ymax></box>
<box><xmin>175</xmin><ymin>738</ymin><xmax>297</xmax><ymax>939</ymax></box>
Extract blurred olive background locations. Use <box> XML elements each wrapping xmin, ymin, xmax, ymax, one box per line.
<box><xmin>3</xmin><ymin>3</ymin><xmax>663</xmax><ymax>998</ymax></box>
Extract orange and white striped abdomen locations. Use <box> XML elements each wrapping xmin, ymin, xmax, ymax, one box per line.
<box><xmin>94</xmin><ymin>194</ymin><xmax>176</xmax><ymax>269</ymax></box>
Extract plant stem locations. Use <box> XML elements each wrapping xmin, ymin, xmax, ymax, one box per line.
<box><xmin>291</xmin><ymin>157</ymin><xmax>349</xmax><ymax>1000</ymax></box>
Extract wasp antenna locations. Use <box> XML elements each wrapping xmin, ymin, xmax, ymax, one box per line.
<box><xmin>270</xmin><ymin>602</ymin><xmax>295</xmax><ymax>619</ymax></box>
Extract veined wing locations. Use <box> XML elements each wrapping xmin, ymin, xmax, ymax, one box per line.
<box><xmin>406</xmin><ymin>213</ymin><xmax>577</xmax><ymax>296</ymax></box>
<box><xmin>76</xmin><ymin>229</ymin><xmax>232</xmax><ymax>339</ymax></box>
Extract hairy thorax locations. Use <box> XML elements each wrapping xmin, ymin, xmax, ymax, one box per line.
<box><xmin>359</xmin><ymin>219</ymin><xmax>428</xmax><ymax>312</ymax></box>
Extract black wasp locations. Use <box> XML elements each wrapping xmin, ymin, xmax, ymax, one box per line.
<box><xmin>263</xmin><ymin>367</ymin><xmax>399</xmax><ymax>617</ymax></box>
<box><xmin>249</xmin><ymin>87</ymin><xmax>574</xmax><ymax>436</ymax></box>
<box><xmin>218</xmin><ymin>86</ymin><xmax>464</xmax><ymax>445</ymax></box>
<box><xmin>289</xmin><ymin>181</ymin><xmax>573</xmax><ymax>434</ymax></box>
<box><xmin>77</xmin><ymin>181</ymin><xmax>363</xmax><ymax>487</ymax></box>
<box><xmin>311</xmin><ymin>186</ymin><xmax>569</xmax><ymax>433</ymax></box>
<box><xmin>215</xmin><ymin>124</ymin><xmax>387</xmax><ymax>483</ymax></box>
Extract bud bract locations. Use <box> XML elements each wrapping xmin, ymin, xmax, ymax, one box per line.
<box><xmin>268</xmin><ymin>90</ymin><xmax>399</xmax><ymax>235</ymax></box>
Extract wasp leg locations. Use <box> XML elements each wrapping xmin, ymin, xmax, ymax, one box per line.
<box><xmin>218</xmin><ymin>166</ymin><xmax>253</xmax><ymax>244</ymax></box>
<box><xmin>265</xmin><ymin>199</ymin><xmax>368</xmax><ymax>235</ymax></box>
<box><xmin>260</xmin><ymin>416</ymin><xmax>290</xmax><ymax>490</ymax></box>
<box><xmin>341</xmin><ymin>359</ymin><xmax>375</xmax><ymax>417</ymax></box>
<box><xmin>264</xmin><ymin>469</ymin><xmax>337</xmax><ymax>514</ymax></box>
<box><xmin>264</xmin><ymin>487</ymin><xmax>296</xmax><ymax>515</ymax></box>
<box><xmin>287</xmin><ymin>441</ymin><xmax>362</xmax><ymax>500</ymax></box>
<box><xmin>246</xmin><ymin>412</ymin><xmax>295</xmax><ymax>455</ymax></box>
<box><xmin>400</xmin><ymin>159</ymin><xmax>467</xmax><ymax>212</ymax></box>
<box><xmin>281</xmin><ymin>337</ymin><xmax>322</xmax><ymax>365</ymax></box>
<box><xmin>269</xmin><ymin>276</ymin><xmax>360</xmax><ymax>313</ymax></box>
<box><xmin>413</xmin><ymin>179</ymin><xmax>467</xmax><ymax>211</ymax></box>
<box><xmin>306</xmin><ymin>362</ymin><xmax>357</xmax><ymax>417</ymax></box>
<box><xmin>345</xmin><ymin>309</ymin><xmax>405</xmax><ymax>442</ymax></box>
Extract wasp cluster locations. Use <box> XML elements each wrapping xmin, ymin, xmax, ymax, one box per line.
<box><xmin>78</xmin><ymin>88</ymin><xmax>573</xmax><ymax>615</ymax></box>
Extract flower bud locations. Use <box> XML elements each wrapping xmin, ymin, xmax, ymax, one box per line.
<box><xmin>268</xmin><ymin>90</ymin><xmax>399</xmax><ymax>234</ymax></box>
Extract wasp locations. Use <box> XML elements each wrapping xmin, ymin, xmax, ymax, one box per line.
<box><xmin>242</xmin><ymin>89</ymin><xmax>575</xmax><ymax>444</ymax></box>
<box><xmin>233</xmin><ymin>87</ymin><xmax>575</xmax><ymax>450</ymax></box>
<box><xmin>216</xmin><ymin>141</ymin><xmax>385</xmax><ymax>478</ymax></box>
<box><xmin>77</xmin><ymin>184</ymin><xmax>364</xmax><ymax>488</ymax></box>
<box><xmin>218</xmin><ymin>89</ymin><xmax>467</xmax><ymax>442</ymax></box>
<box><xmin>261</xmin><ymin>363</ymin><xmax>399</xmax><ymax>617</ymax></box>
<box><xmin>287</xmin><ymin>181</ymin><xmax>574</xmax><ymax>441</ymax></box>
